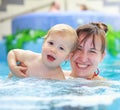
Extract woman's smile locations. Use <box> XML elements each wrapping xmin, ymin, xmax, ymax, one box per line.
<box><xmin>77</xmin><ymin>63</ymin><xmax>88</xmax><ymax>68</ymax></box>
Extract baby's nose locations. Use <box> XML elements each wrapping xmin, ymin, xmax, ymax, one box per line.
<box><xmin>51</xmin><ymin>47</ymin><xmax>57</xmax><ymax>53</ymax></box>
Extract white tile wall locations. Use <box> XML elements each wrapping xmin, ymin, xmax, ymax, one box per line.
<box><xmin>0</xmin><ymin>0</ymin><xmax>120</xmax><ymax>40</ymax></box>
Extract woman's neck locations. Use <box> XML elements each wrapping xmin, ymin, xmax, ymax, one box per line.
<box><xmin>87</xmin><ymin>72</ymin><xmax>99</xmax><ymax>80</ymax></box>
<box><xmin>70</xmin><ymin>72</ymin><xmax>99</xmax><ymax>80</ymax></box>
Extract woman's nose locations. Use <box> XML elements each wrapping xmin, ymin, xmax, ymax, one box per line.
<box><xmin>80</xmin><ymin>52</ymin><xmax>88</xmax><ymax>62</ymax></box>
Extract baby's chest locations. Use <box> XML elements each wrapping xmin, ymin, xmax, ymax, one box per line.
<box><xmin>26</xmin><ymin>63</ymin><xmax>40</xmax><ymax>75</ymax></box>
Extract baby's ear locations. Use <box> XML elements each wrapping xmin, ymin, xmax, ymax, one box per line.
<box><xmin>65</xmin><ymin>53</ymin><xmax>73</xmax><ymax>61</ymax></box>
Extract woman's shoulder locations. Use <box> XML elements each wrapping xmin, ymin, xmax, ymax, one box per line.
<box><xmin>94</xmin><ymin>75</ymin><xmax>106</xmax><ymax>80</ymax></box>
<box><xmin>63</xmin><ymin>70</ymin><xmax>71</xmax><ymax>76</ymax></box>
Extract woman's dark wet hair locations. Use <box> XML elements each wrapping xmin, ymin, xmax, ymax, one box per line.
<box><xmin>76</xmin><ymin>22</ymin><xmax>108</xmax><ymax>53</ymax></box>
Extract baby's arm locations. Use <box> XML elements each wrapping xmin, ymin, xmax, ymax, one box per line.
<box><xmin>7</xmin><ymin>49</ymin><xmax>28</xmax><ymax>78</ymax></box>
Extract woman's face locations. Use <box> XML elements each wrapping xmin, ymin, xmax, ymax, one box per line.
<box><xmin>70</xmin><ymin>33</ymin><xmax>105</xmax><ymax>78</ymax></box>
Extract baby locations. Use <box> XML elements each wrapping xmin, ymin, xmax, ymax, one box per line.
<box><xmin>7</xmin><ymin>24</ymin><xmax>78</xmax><ymax>80</ymax></box>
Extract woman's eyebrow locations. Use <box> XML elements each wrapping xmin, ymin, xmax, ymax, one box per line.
<box><xmin>90</xmin><ymin>48</ymin><xmax>101</xmax><ymax>51</ymax></box>
<box><xmin>90</xmin><ymin>47</ymin><xmax>96</xmax><ymax>50</ymax></box>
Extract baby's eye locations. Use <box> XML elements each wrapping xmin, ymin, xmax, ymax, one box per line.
<box><xmin>59</xmin><ymin>47</ymin><xmax>64</xmax><ymax>51</ymax></box>
<box><xmin>48</xmin><ymin>41</ymin><xmax>54</xmax><ymax>45</ymax></box>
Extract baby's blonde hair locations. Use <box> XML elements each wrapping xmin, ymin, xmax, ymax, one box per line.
<box><xmin>44</xmin><ymin>24</ymin><xmax>78</xmax><ymax>52</ymax></box>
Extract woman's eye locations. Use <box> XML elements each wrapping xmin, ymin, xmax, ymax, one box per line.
<box><xmin>77</xmin><ymin>47</ymin><xmax>82</xmax><ymax>51</ymax></box>
<box><xmin>90</xmin><ymin>50</ymin><xmax>97</xmax><ymax>53</ymax></box>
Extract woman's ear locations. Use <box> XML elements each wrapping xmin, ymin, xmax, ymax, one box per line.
<box><xmin>100</xmin><ymin>52</ymin><xmax>105</xmax><ymax>62</ymax></box>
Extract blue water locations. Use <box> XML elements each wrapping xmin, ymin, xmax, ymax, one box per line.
<box><xmin>0</xmin><ymin>60</ymin><xmax>120</xmax><ymax>110</ymax></box>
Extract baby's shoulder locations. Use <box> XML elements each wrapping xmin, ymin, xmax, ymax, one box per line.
<box><xmin>25</xmin><ymin>51</ymin><xmax>41</xmax><ymax>61</ymax></box>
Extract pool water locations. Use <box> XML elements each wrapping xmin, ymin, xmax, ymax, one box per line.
<box><xmin>0</xmin><ymin>60</ymin><xmax>120</xmax><ymax>110</ymax></box>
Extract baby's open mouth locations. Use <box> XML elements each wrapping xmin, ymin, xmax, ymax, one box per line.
<box><xmin>47</xmin><ymin>55</ymin><xmax>55</xmax><ymax>61</ymax></box>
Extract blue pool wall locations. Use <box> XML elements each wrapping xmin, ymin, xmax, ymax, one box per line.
<box><xmin>1</xmin><ymin>11</ymin><xmax>120</xmax><ymax>62</ymax></box>
<box><xmin>0</xmin><ymin>40</ymin><xmax>7</xmax><ymax>61</ymax></box>
<box><xmin>0</xmin><ymin>38</ymin><xmax>44</xmax><ymax>62</ymax></box>
<box><xmin>12</xmin><ymin>11</ymin><xmax>120</xmax><ymax>33</ymax></box>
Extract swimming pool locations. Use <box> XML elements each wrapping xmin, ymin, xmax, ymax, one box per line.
<box><xmin>0</xmin><ymin>56</ymin><xmax>120</xmax><ymax>110</ymax></box>
<box><xmin>1</xmin><ymin>11</ymin><xmax>120</xmax><ymax>109</ymax></box>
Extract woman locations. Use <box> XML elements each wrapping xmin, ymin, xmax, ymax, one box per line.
<box><xmin>66</xmin><ymin>22</ymin><xmax>108</xmax><ymax>80</ymax></box>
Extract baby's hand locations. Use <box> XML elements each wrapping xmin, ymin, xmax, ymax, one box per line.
<box><xmin>11</xmin><ymin>65</ymin><xmax>28</xmax><ymax>78</ymax></box>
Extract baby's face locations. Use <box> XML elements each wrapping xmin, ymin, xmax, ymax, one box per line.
<box><xmin>42</xmin><ymin>32</ymin><xmax>74</xmax><ymax>67</ymax></box>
